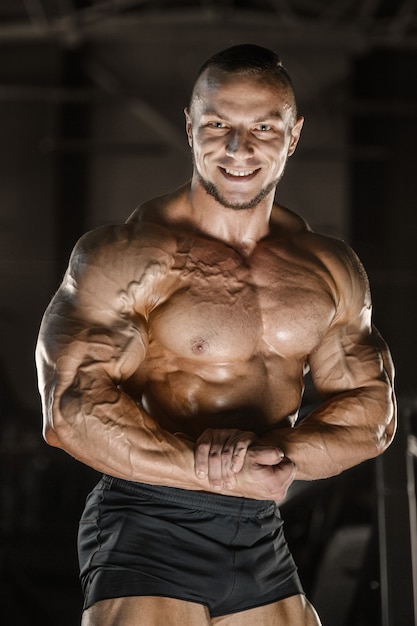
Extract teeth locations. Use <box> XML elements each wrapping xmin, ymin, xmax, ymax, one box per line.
<box><xmin>225</xmin><ymin>168</ymin><xmax>255</xmax><ymax>177</ymax></box>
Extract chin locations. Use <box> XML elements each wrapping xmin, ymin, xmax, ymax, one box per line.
<box><xmin>221</xmin><ymin>197</ymin><xmax>260</xmax><ymax>211</ymax></box>
<box><xmin>197</xmin><ymin>169</ymin><xmax>278</xmax><ymax>211</ymax></box>
<box><xmin>217</xmin><ymin>185</ymin><xmax>276</xmax><ymax>211</ymax></box>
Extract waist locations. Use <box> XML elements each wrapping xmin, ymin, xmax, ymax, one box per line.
<box><xmin>101</xmin><ymin>474</ymin><xmax>277</xmax><ymax>519</ymax></box>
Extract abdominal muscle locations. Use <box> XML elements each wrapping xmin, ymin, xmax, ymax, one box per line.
<box><xmin>124</xmin><ymin>350</ymin><xmax>305</xmax><ymax>439</ymax></box>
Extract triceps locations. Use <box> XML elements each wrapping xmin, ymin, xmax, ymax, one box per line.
<box><xmin>39</xmin><ymin>304</ymin><xmax>147</xmax><ymax>439</ymax></box>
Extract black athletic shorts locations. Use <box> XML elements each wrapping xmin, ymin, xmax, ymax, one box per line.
<box><xmin>78</xmin><ymin>474</ymin><xmax>304</xmax><ymax>617</ymax></box>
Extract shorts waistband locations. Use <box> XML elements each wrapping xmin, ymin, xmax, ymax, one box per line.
<box><xmin>101</xmin><ymin>474</ymin><xmax>277</xmax><ymax>519</ymax></box>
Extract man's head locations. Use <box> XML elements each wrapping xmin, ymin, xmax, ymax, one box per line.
<box><xmin>191</xmin><ymin>44</ymin><xmax>298</xmax><ymax>123</ymax></box>
<box><xmin>185</xmin><ymin>44</ymin><xmax>303</xmax><ymax>211</ymax></box>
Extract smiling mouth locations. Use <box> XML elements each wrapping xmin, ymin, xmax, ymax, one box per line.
<box><xmin>220</xmin><ymin>167</ymin><xmax>259</xmax><ymax>179</ymax></box>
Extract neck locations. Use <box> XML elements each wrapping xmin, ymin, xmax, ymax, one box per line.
<box><xmin>187</xmin><ymin>177</ymin><xmax>273</xmax><ymax>254</ymax></box>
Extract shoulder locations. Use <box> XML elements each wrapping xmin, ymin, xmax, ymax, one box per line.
<box><xmin>299</xmin><ymin>230</ymin><xmax>371</xmax><ymax>323</ymax></box>
<box><xmin>271</xmin><ymin>204</ymin><xmax>368</xmax><ymax>291</ymax></box>
<box><xmin>77</xmin><ymin>219</ymin><xmax>177</xmax><ymax>252</ymax></box>
<box><xmin>61</xmin><ymin>221</ymin><xmax>179</xmax><ymax>319</ymax></box>
<box><xmin>70</xmin><ymin>221</ymin><xmax>178</xmax><ymax>272</ymax></box>
<box><xmin>271</xmin><ymin>205</ymin><xmax>371</xmax><ymax>319</ymax></box>
<box><xmin>270</xmin><ymin>203</ymin><xmax>312</xmax><ymax>234</ymax></box>
<box><xmin>302</xmin><ymin>231</ymin><xmax>369</xmax><ymax>287</ymax></box>
<box><xmin>126</xmin><ymin>184</ymin><xmax>190</xmax><ymax>226</ymax></box>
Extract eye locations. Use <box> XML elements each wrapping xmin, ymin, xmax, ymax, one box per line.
<box><xmin>208</xmin><ymin>121</ymin><xmax>227</xmax><ymax>129</ymax></box>
<box><xmin>255</xmin><ymin>124</ymin><xmax>272</xmax><ymax>132</ymax></box>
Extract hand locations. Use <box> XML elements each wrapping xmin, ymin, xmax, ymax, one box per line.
<box><xmin>194</xmin><ymin>428</ymin><xmax>296</xmax><ymax>501</ymax></box>
<box><xmin>194</xmin><ymin>428</ymin><xmax>258</xmax><ymax>490</ymax></box>
<box><xmin>236</xmin><ymin>447</ymin><xmax>296</xmax><ymax>501</ymax></box>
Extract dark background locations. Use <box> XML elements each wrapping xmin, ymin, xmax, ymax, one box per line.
<box><xmin>0</xmin><ymin>2</ymin><xmax>416</xmax><ymax>624</ymax></box>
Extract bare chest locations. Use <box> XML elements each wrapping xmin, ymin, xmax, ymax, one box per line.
<box><xmin>147</xmin><ymin>240</ymin><xmax>336</xmax><ymax>362</ymax></box>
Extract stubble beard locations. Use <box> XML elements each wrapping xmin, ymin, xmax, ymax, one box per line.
<box><xmin>193</xmin><ymin>155</ymin><xmax>283</xmax><ymax>211</ymax></box>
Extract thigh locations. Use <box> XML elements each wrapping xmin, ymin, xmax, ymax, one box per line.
<box><xmin>212</xmin><ymin>594</ymin><xmax>321</xmax><ymax>626</ymax></box>
<box><xmin>81</xmin><ymin>596</ymin><xmax>211</xmax><ymax>626</ymax></box>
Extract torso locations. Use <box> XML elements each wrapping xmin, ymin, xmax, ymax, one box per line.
<box><xmin>112</xmin><ymin>192</ymin><xmax>339</xmax><ymax>438</ymax></box>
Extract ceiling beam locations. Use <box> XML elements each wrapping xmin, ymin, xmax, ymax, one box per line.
<box><xmin>1</xmin><ymin>4</ymin><xmax>417</xmax><ymax>49</ymax></box>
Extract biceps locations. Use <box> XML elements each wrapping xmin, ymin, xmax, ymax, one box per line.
<box><xmin>71</xmin><ymin>324</ymin><xmax>147</xmax><ymax>381</ymax></box>
<box><xmin>308</xmin><ymin>327</ymin><xmax>386</xmax><ymax>398</ymax></box>
<box><xmin>37</xmin><ymin>304</ymin><xmax>148</xmax><ymax>402</ymax></box>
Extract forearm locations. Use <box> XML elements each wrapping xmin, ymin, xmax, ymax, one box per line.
<box><xmin>259</xmin><ymin>386</ymin><xmax>396</xmax><ymax>481</ymax></box>
<box><xmin>46</xmin><ymin>372</ymin><xmax>206</xmax><ymax>491</ymax></box>
<box><xmin>51</xmin><ymin>390</ymin><xmax>292</xmax><ymax>499</ymax></box>
<box><xmin>49</xmin><ymin>380</ymin><xmax>295</xmax><ymax>501</ymax></box>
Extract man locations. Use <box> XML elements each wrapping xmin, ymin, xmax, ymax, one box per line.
<box><xmin>35</xmin><ymin>44</ymin><xmax>396</xmax><ymax>625</ymax></box>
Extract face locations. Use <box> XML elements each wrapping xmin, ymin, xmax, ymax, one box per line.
<box><xmin>185</xmin><ymin>69</ymin><xmax>303</xmax><ymax>211</ymax></box>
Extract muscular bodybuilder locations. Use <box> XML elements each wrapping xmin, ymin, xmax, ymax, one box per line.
<box><xmin>36</xmin><ymin>44</ymin><xmax>396</xmax><ymax>626</ymax></box>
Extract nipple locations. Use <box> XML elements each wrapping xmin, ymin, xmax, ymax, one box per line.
<box><xmin>191</xmin><ymin>337</ymin><xmax>210</xmax><ymax>355</ymax></box>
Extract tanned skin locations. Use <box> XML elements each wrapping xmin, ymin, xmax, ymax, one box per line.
<box><xmin>36</xmin><ymin>66</ymin><xmax>396</xmax><ymax>626</ymax></box>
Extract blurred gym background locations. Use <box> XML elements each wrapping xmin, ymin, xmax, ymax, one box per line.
<box><xmin>0</xmin><ymin>2</ymin><xmax>416</xmax><ymax>624</ymax></box>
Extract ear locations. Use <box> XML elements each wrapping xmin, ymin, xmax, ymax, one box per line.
<box><xmin>184</xmin><ymin>107</ymin><xmax>193</xmax><ymax>147</ymax></box>
<box><xmin>287</xmin><ymin>116</ymin><xmax>304</xmax><ymax>157</ymax></box>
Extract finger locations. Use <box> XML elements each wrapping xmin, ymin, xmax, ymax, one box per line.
<box><xmin>247</xmin><ymin>446</ymin><xmax>284</xmax><ymax>467</ymax></box>
<box><xmin>195</xmin><ymin>430</ymin><xmax>224</xmax><ymax>489</ymax></box>
<box><xmin>208</xmin><ymin>432</ymin><xmax>237</xmax><ymax>488</ymax></box>
<box><xmin>195</xmin><ymin>429</ymin><xmax>257</xmax><ymax>489</ymax></box>
<box><xmin>272</xmin><ymin>457</ymin><xmax>296</xmax><ymax>500</ymax></box>
<box><xmin>207</xmin><ymin>444</ymin><xmax>226</xmax><ymax>489</ymax></box>
<box><xmin>230</xmin><ymin>443</ymin><xmax>250</xmax><ymax>473</ymax></box>
<box><xmin>221</xmin><ymin>431</ymin><xmax>254</xmax><ymax>478</ymax></box>
<box><xmin>194</xmin><ymin>430</ymin><xmax>213</xmax><ymax>479</ymax></box>
<box><xmin>276</xmin><ymin>456</ymin><xmax>296</xmax><ymax>477</ymax></box>
<box><xmin>221</xmin><ymin>445</ymin><xmax>238</xmax><ymax>489</ymax></box>
<box><xmin>249</xmin><ymin>456</ymin><xmax>295</xmax><ymax>501</ymax></box>
<box><xmin>277</xmin><ymin>456</ymin><xmax>297</xmax><ymax>487</ymax></box>
<box><xmin>228</xmin><ymin>431</ymin><xmax>257</xmax><ymax>473</ymax></box>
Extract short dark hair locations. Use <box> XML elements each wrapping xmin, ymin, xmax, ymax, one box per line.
<box><xmin>194</xmin><ymin>43</ymin><xmax>297</xmax><ymax>116</ymax></box>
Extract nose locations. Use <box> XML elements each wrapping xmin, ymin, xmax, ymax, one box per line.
<box><xmin>225</xmin><ymin>129</ymin><xmax>254</xmax><ymax>159</ymax></box>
